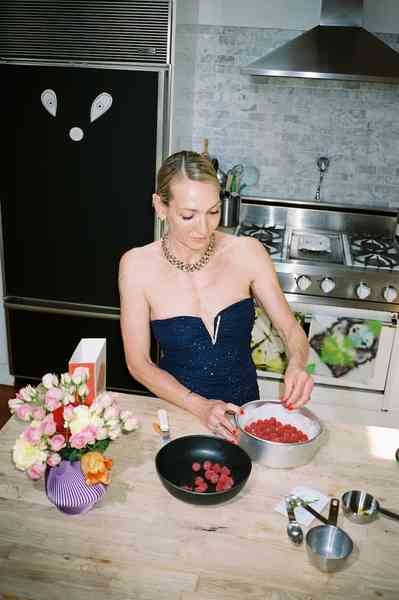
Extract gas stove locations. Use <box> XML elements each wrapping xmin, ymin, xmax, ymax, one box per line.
<box><xmin>236</xmin><ymin>199</ymin><xmax>399</xmax><ymax>311</ymax></box>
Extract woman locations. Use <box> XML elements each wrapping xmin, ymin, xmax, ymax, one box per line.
<box><xmin>119</xmin><ymin>150</ymin><xmax>313</xmax><ymax>442</ymax></box>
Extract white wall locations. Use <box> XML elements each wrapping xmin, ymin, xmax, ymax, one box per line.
<box><xmin>198</xmin><ymin>0</ymin><xmax>399</xmax><ymax>34</ymax></box>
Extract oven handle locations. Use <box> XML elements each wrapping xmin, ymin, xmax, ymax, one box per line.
<box><xmin>286</xmin><ymin>301</ymin><xmax>398</xmax><ymax>328</ymax></box>
<box><xmin>299</xmin><ymin>312</ymin><xmax>397</xmax><ymax>328</ymax></box>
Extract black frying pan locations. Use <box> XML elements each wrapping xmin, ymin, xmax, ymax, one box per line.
<box><xmin>155</xmin><ymin>435</ymin><xmax>252</xmax><ymax>505</ymax></box>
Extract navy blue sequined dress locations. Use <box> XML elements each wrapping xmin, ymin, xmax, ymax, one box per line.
<box><xmin>150</xmin><ymin>297</ymin><xmax>259</xmax><ymax>406</ymax></box>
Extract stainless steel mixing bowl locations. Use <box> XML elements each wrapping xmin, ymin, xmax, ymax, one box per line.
<box><xmin>234</xmin><ymin>400</ymin><xmax>323</xmax><ymax>469</ymax></box>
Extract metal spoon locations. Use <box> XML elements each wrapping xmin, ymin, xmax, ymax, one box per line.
<box><xmin>315</xmin><ymin>156</ymin><xmax>330</xmax><ymax>201</ymax></box>
<box><xmin>285</xmin><ymin>497</ymin><xmax>304</xmax><ymax>544</ymax></box>
<box><xmin>288</xmin><ymin>494</ymin><xmax>329</xmax><ymax>525</ymax></box>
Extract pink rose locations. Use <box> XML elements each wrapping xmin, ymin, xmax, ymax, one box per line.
<box><xmin>23</xmin><ymin>425</ymin><xmax>42</xmax><ymax>445</ymax></box>
<box><xmin>47</xmin><ymin>453</ymin><xmax>62</xmax><ymax>467</ymax></box>
<box><xmin>49</xmin><ymin>433</ymin><xmax>66</xmax><ymax>452</ymax></box>
<box><xmin>70</xmin><ymin>430</ymin><xmax>91</xmax><ymax>449</ymax></box>
<box><xmin>32</xmin><ymin>407</ymin><xmax>46</xmax><ymax>421</ymax></box>
<box><xmin>63</xmin><ymin>405</ymin><xmax>74</xmax><ymax>421</ymax></box>
<box><xmin>40</xmin><ymin>414</ymin><xmax>56</xmax><ymax>436</ymax></box>
<box><xmin>15</xmin><ymin>404</ymin><xmax>32</xmax><ymax>422</ymax></box>
<box><xmin>45</xmin><ymin>388</ymin><xmax>63</xmax><ymax>411</ymax></box>
<box><xmin>26</xmin><ymin>463</ymin><xmax>46</xmax><ymax>480</ymax></box>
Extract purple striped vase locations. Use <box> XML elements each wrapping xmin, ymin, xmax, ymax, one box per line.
<box><xmin>45</xmin><ymin>459</ymin><xmax>106</xmax><ymax>515</ymax></box>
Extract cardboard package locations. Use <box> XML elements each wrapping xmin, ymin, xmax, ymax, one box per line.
<box><xmin>69</xmin><ymin>338</ymin><xmax>106</xmax><ymax>405</ymax></box>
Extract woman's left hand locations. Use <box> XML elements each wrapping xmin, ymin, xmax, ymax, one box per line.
<box><xmin>281</xmin><ymin>365</ymin><xmax>314</xmax><ymax>409</ymax></box>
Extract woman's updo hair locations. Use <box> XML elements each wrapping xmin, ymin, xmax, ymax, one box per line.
<box><xmin>156</xmin><ymin>150</ymin><xmax>220</xmax><ymax>206</ymax></box>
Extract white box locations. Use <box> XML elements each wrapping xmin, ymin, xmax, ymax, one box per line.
<box><xmin>69</xmin><ymin>338</ymin><xmax>106</xmax><ymax>406</ymax></box>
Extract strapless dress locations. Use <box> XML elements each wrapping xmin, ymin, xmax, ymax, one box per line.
<box><xmin>150</xmin><ymin>297</ymin><xmax>259</xmax><ymax>406</ymax></box>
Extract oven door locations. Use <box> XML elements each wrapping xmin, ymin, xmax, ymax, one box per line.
<box><xmin>251</xmin><ymin>300</ymin><xmax>397</xmax><ymax>392</ymax></box>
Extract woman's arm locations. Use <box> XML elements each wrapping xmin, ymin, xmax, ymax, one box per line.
<box><xmin>244</xmin><ymin>237</ymin><xmax>314</xmax><ymax>408</ymax></box>
<box><xmin>118</xmin><ymin>250</ymin><xmax>239</xmax><ymax>440</ymax></box>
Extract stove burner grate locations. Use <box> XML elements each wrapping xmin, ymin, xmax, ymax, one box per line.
<box><xmin>350</xmin><ymin>234</ymin><xmax>399</xmax><ymax>269</ymax></box>
<box><xmin>238</xmin><ymin>223</ymin><xmax>283</xmax><ymax>255</ymax></box>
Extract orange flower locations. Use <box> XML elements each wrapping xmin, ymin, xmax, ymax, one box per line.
<box><xmin>80</xmin><ymin>451</ymin><xmax>113</xmax><ymax>486</ymax></box>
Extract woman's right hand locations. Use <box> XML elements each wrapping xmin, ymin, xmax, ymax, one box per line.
<box><xmin>197</xmin><ymin>398</ymin><xmax>240</xmax><ymax>443</ymax></box>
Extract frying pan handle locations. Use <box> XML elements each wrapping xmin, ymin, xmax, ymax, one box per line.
<box><xmin>379</xmin><ymin>507</ymin><xmax>399</xmax><ymax>521</ymax></box>
<box><xmin>328</xmin><ymin>498</ymin><xmax>340</xmax><ymax>526</ymax></box>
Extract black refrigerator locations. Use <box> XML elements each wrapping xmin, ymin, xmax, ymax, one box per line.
<box><xmin>0</xmin><ymin>62</ymin><xmax>165</xmax><ymax>391</ymax></box>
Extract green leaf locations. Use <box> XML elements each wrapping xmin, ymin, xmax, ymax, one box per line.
<box><xmin>365</xmin><ymin>320</ymin><xmax>382</xmax><ymax>337</ymax></box>
<box><xmin>59</xmin><ymin>438</ymin><xmax>111</xmax><ymax>462</ymax></box>
<box><xmin>320</xmin><ymin>334</ymin><xmax>355</xmax><ymax>367</ymax></box>
<box><xmin>305</xmin><ymin>363</ymin><xmax>316</xmax><ymax>375</ymax></box>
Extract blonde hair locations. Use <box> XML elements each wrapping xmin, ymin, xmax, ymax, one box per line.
<box><xmin>156</xmin><ymin>150</ymin><xmax>220</xmax><ymax>206</ymax></box>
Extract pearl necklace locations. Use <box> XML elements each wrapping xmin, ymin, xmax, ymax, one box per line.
<box><xmin>161</xmin><ymin>232</ymin><xmax>216</xmax><ymax>272</ymax></box>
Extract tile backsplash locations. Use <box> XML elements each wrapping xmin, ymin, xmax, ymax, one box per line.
<box><xmin>182</xmin><ymin>25</ymin><xmax>399</xmax><ymax>208</ymax></box>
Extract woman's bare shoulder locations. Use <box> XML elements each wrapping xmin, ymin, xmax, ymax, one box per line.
<box><xmin>119</xmin><ymin>241</ymin><xmax>161</xmax><ymax>285</ymax></box>
<box><xmin>218</xmin><ymin>232</ymin><xmax>267</xmax><ymax>257</ymax></box>
<box><xmin>120</xmin><ymin>240</ymin><xmax>160</xmax><ymax>266</ymax></box>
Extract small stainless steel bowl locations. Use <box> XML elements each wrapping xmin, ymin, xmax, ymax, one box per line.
<box><xmin>235</xmin><ymin>400</ymin><xmax>323</xmax><ymax>469</ymax></box>
<box><xmin>341</xmin><ymin>490</ymin><xmax>378</xmax><ymax>524</ymax></box>
<box><xmin>306</xmin><ymin>525</ymin><xmax>354</xmax><ymax>572</ymax></box>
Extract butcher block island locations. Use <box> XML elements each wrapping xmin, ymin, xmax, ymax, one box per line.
<box><xmin>0</xmin><ymin>394</ymin><xmax>398</xmax><ymax>600</ymax></box>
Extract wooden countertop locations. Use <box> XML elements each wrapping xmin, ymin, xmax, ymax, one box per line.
<box><xmin>0</xmin><ymin>394</ymin><xmax>398</xmax><ymax>600</ymax></box>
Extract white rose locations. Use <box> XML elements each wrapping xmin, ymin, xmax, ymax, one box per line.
<box><xmin>122</xmin><ymin>417</ymin><xmax>139</xmax><ymax>432</ymax></box>
<box><xmin>63</xmin><ymin>393</ymin><xmax>75</xmax><ymax>405</ymax></box>
<box><xmin>20</xmin><ymin>385</ymin><xmax>37</xmax><ymax>402</ymax></box>
<box><xmin>99</xmin><ymin>393</ymin><xmax>113</xmax><ymax>408</ymax></box>
<box><xmin>90</xmin><ymin>399</ymin><xmax>104</xmax><ymax>415</ymax></box>
<box><xmin>108</xmin><ymin>425</ymin><xmax>121</xmax><ymax>440</ymax></box>
<box><xmin>120</xmin><ymin>410</ymin><xmax>133</xmax><ymax>422</ymax></box>
<box><xmin>42</xmin><ymin>373</ymin><xmax>58</xmax><ymax>389</ymax></box>
<box><xmin>13</xmin><ymin>437</ymin><xmax>48</xmax><ymax>471</ymax></box>
<box><xmin>105</xmin><ymin>418</ymin><xmax>119</xmax><ymax>430</ymax></box>
<box><xmin>72</xmin><ymin>373</ymin><xmax>82</xmax><ymax>385</ymax></box>
<box><xmin>78</xmin><ymin>383</ymin><xmax>89</xmax><ymax>397</ymax></box>
<box><xmin>61</xmin><ymin>373</ymin><xmax>72</xmax><ymax>385</ymax></box>
<box><xmin>95</xmin><ymin>427</ymin><xmax>109</xmax><ymax>440</ymax></box>
<box><xmin>104</xmin><ymin>405</ymin><xmax>119</xmax><ymax>421</ymax></box>
<box><xmin>69</xmin><ymin>405</ymin><xmax>91</xmax><ymax>434</ymax></box>
<box><xmin>72</xmin><ymin>366</ymin><xmax>89</xmax><ymax>380</ymax></box>
<box><xmin>8</xmin><ymin>398</ymin><xmax>23</xmax><ymax>411</ymax></box>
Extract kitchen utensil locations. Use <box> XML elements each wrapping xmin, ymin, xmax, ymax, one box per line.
<box><xmin>285</xmin><ymin>497</ymin><xmax>303</xmax><ymax>544</ymax></box>
<box><xmin>306</xmin><ymin>524</ymin><xmax>354</xmax><ymax>573</ymax></box>
<box><xmin>155</xmin><ymin>435</ymin><xmax>252</xmax><ymax>505</ymax></box>
<box><xmin>235</xmin><ymin>400</ymin><xmax>323</xmax><ymax>469</ymax></box>
<box><xmin>341</xmin><ymin>490</ymin><xmax>399</xmax><ymax>524</ymax></box>
<box><xmin>288</xmin><ymin>494</ymin><xmax>329</xmax><ymax>525</ymax></box>
<box><xmin>157</xmin><ymin>409</ymin><xmax>171</xmax><ymax>444</ymax></box>
<box><xmin>328</xmin><ymin>498</ymin><xmax>340</xmax><ymax>526</ymax></box>
<box><xmin>220</xmin><ymin>191</ymin><xmax>241</xmax><ymax>228</ymax></box>
<box><xmin>315</xmin><ymin>156</ymin><xmax>330</xmax><ymax>201</ymax></box>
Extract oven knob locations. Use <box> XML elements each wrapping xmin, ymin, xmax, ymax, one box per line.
<box><xmin>320</xmin><ymin>277</ymin><xmax>335</xmax><ymax>294</ymax></box>
<box><xmin>383</xmin><ymin>285</ymin><xmax>398</xmax><ymax>303</ymax></box>
<box><xmin>296</xmin><ymin>275</ymin><xmax>312</xmax><ymax>291</ymax></box>
<box><xmin>356</xmin><ymin>282</ymin><xmax>371</xmax><ymax>300</ymax></box>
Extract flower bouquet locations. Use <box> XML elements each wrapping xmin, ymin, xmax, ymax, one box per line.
<box><xmin>9</xmin><ymin>369</ymin><xmax>138</xmax><ymax>513</ymax></box>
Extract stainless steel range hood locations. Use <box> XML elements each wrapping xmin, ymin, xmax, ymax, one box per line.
<box><xmin>243</xmin><ymin>0</ymin><xmax>399</xmax><ymax>83</ymax></box>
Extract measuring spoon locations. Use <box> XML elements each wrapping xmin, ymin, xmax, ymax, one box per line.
<box><xmin>285</xmin><ymin>497</ymin><xmax>303</xmax><ymax>544</ymax></box>
<box><xmin>288</xmin><ymin>494</ymin><xmax>329</xmax><ymax>525</ymax></box>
